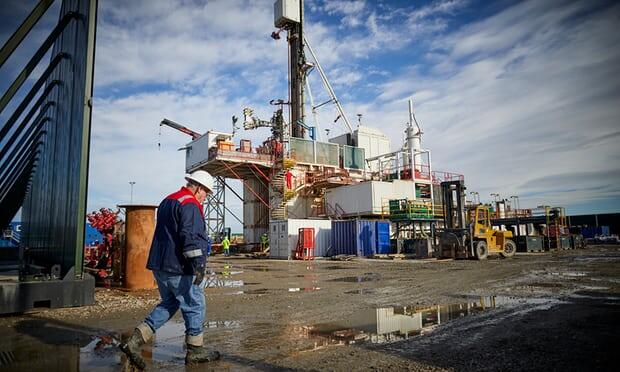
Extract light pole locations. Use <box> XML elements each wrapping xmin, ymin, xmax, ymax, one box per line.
<box><xmin>490</xmin><ymin>193</ymin><xmax>500</xmax><ymax>202</ymax></box>
<box><xmin>129</xmin><ymin>181</ymin><xmax>136</xmax><ymax>204</ymax></box>
<box><xmin>470</xmin><ymin>191</ymin><xmax>480</xmax><ymax>204</ymax></box>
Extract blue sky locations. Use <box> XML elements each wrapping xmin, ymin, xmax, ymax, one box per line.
<box><xmin>1</xmin><ymin>0</ymin><xmax>619</xmax><ymax>232</ymax></box>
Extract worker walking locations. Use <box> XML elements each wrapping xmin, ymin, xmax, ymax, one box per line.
<box><xmin>222</xmin><ymin>235</ymin><xmax>230</xmax><ymax>256</ymax></box>
<box><xmin>120</xmin><ymin>170</ymin><xmax>219</xmax><ymax>369</ymax></box>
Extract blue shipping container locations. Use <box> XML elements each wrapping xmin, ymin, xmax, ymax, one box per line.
<box><xmin>331</xmin><ymin>220</ymin><xmax>378</xmax><ymax>257</ymax></box>
<box><xmin>376</xmin><ymin>221</ymin><xmax>391</xmax><ymax>254</ymax></box>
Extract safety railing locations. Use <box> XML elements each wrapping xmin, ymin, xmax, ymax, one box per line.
<box><xmin>431</xmin><ymin>171</ymin><xmax>464</xmax><ymax>185</ymax></box>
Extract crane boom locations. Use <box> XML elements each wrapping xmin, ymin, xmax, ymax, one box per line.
<box><xmin>159</xmin><ymin>118</ymin><xmax>201</xmax><ymax>140</ymax></box>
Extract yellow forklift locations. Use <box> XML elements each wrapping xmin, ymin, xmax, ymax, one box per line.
<box><xmin>438</xmin><ymin>181</ymin><xmax>516</xmax><ymax>260</ymax></box>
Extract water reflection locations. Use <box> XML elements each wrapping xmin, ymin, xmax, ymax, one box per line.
<box><xmin>303</xmin><ymin>296</ymin><xmax>513</xmax><ymax>346</ymax></box>
<box><xmin>329</xmin><ymin>273</ymin><xmax>381</xmax><ymax>283</ymax></box>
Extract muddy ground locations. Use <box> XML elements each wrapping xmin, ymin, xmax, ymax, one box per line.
<box><xmin>1</xmin><ymin>245</ymin><xmax>619</xmax><ymax>371</ymax></box>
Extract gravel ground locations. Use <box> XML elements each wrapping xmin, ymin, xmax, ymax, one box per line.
<box><xmin>0</xmin><ymin>245</ymin><xmax>618</xmax><ymax>371</ymax></box>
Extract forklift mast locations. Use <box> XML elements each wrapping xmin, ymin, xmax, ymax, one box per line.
<box><xmin>441</xmin><ymin>180</ymin><xmax>467</xmax><ymax>229</ymax></box>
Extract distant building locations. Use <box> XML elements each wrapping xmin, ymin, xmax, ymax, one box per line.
<box><xmin>568</xmin><ymin>213</ymin><xmax>619</xmax><ymax>236</ymax></box>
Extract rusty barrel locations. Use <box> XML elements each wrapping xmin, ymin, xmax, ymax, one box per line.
<box><xmin>119</xmin><ymin>204</ymin><xmax>158</xmax><ymax>290</ymax></box>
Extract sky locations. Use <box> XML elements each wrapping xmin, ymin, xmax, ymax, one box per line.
<box><xmin>1</xmin><ymin>0</ymin><xmax>619</xmax><ymax>232</ymax></box>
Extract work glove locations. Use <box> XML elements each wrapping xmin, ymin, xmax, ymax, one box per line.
<box><xmin>191</xmin><ymin>258</ymin><xmax>206</xmax><ymax>285</ymax></box>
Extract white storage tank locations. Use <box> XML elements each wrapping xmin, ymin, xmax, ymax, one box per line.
<box><xmin>325</xmin><ymin>180</ymin><xmax>416</xmax><ymax>217</ymax></box>
<box><xmin>269</xmin><ymin>219</ymin><xmax>332</xmax><ymax>259</ymax></box>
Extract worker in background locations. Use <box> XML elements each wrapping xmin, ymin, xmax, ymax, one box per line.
<box><xmin>285</xmin><ymin>169</ymin><xmax>294</xmax><ymax>190</ymax></box>
<box><xmin>260</xmin><ymin>232</ymin><xmax>269</xmax><ymax>252</ymax></box>
<box><xmin>120</xmin><ymin>170</ymin><xmax>219</xmax><ymax>369</ymax></box>
<box><xmin>222</xmin><ymin>235</ymin><xmax>230</xmax><ymax>256</ymax></box>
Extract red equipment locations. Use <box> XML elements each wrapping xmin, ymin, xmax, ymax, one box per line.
<box><xmin>86</xmin><ymin>208</ymin><xmax>120</xmax><ymax>280</ymax></box>
<box><xmin>294</xmin><ymin>228</ymin><xmax>315</xmax><ymax>260</ymax></box>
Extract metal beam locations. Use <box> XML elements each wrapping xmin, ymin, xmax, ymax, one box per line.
<box><xmin>0</xmin><ymin>144</ymin><xmax>42</xmax><ymax>200</ymax></box>
<box><xmin>0</xmin><ymin>55</ymin><xmax>65</xmax><ymax>140</ymax></box>
<box><xmin>74</xmin><ymin>0</ymin><xmax>99</xmax><ymax>278</ymax></box>
<box><xmin>0</xmin><ymin>152</ymin><xmax>40</xmax><ymax>200</ymax></box>
<box><xmin>0</xmin><ymin>0</ymin><xmax>54</xmax><ymax>68</ymax></box>
<box><xmin>224</xmin><ymin>205</ymin><xmax>243</xmax><ymax>225</ymax></box>
<box><xmin>0</xmin><ymin>115</ymin><xmax>50</xmax><ymax>173</ymax></box>
<box><xmin>0</xmin><ymin>12</ymin><xmax>76</xmax><ymax>115</ymax></box>
<box><xmin>0</xmin><ymin>98</ymin><xmax>55</xmax><ymax>165</ymax></box>
<box><xmin>0</xmin><ymin>132</ymin><xmax>46</xmax><ymax>189</ymax></box>
<box><xmin>221</xmin><ymin>161</ymin><xmax>270</xmax><ymax>208</ymax></box>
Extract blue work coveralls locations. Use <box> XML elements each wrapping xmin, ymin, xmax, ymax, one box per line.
<box><xmin>143</xmin><ymin>187</ymin><xmax>209</xmax><ymax>339</ymax></box>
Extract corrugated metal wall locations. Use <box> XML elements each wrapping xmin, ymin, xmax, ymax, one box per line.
<box><xmin>331</xmin><ymin>219</ymin><xmax>378</xmax><ymax>257</ymax></box>
<box><xmin>20</xmin><ymin>0</ymin><xmax>98</xmax><ymax>278</ymax></box>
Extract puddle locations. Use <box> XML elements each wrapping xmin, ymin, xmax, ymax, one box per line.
<box><xmin>568</xmin><ymin>255</ymin><xmax>620</xmax><ymax>262</ymax></box>
<box><xmin>216</xmin><ymin>270</ymin><xmax>244</xmax><ymax>276</ymax></box>
<box><xmin>225</xmin><ymin>287</ymin><xmax>322</xmax><ymax>295</ymax></box>
<box><xmin>324</xmin><ymin>266</ymin><xmax>355</xmax><ymax>270</ymax></box>
<box><xmin>562</xmin><ymin>271</ymin><xmax>588</xmax><ymax>277</ymax></box>
<box><xmin>303</xmin><ymin>296</ymin><xmax>556</xmax><ymax>347</ymax></box>
<box><xmin>288</xmin><ymin>287</ymin><xmax>321</xmax><ymax>292</ymax></box>
<box><xmin>242</xmin><ymin>266</ymin><xmax>285</xmax><ymax>272</ymax></box>
<box><xmin>0</xmin><ymin>295</ymin><xmax>563</xmax><ymax>370</ymax></box>
<box><xmin>528</xmin><ymin>282</ymin><xmax>563</xmax><ymax>288</ymax></box>
<box><xmin>205</xmin><ymin>278</ymin><xmax>244</xmax><ymax>288</ymax></box>
<box><xmin>329</xmin><ymin>273</ymin><xmax>381</xmax><ymax>283</ymax></box>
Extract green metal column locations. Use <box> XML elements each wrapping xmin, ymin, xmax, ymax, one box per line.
<box><xmin>74</xmin><ymin>0</ymin><xmax>98</xmax><ymax>278</ymax></box>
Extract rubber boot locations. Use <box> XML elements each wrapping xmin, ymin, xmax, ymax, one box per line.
<box><xmin>119</xmin><ymin>323</ymin><xmax>153</xmax><ymax>370</ymax></box>
<box><xmin>184</xmin><ymin>333</ymin><xmax>220</xmax><ymax>365</ymax></box>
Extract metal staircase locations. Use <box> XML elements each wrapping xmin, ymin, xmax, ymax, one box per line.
<box><xmin>270</xmin><ymin>169</ymin><xmax>287</xmax><ymax>219</ymax></box>
<box><xmin>269</xmin><ymin>168</ymin><xmax>300</xmax><ymax>220</ymax></box>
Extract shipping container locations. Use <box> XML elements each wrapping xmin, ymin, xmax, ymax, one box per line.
<box><xmin>331</xmin><ymin>220</ymin><xmax>380</xmax><ymax>257</ymax></box>
<box><xmin>326</xmin><ymin>180</ymin><xmax>416</xmax><ymax>217</ymax></box>
<box><xmin>269</xmin><ymin>219</ymin><xmax>331</xmax><ymax>259</ymax></box>
<box><xmin>376</xmin><ymin>221</ymin><xmax>391</xmax><ymax>254</ymax></box>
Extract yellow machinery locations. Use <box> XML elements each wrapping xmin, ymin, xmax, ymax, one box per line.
<box><xmin>468</xmin><ymin>205</ymin><xmax>516</xmax><ymax>259</ymax></box>
<box><xmin>439</xmin><ymin>181</ymin><xmax>516</xmax><ymax>260</ymax></box>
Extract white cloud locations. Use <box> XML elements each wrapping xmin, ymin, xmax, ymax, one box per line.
<box><xmin>356</xmin><ymin>0</ymin><xmax>620</xmax><ymax>212</ymax></box>
<box><xmin>94</xmin><ymin>0</ymin><xmax>285</xmax><ymax>88</ymax></box>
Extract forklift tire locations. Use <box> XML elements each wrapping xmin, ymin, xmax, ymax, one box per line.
<box><xmin>501</xmin><ymin>239</ymin><xmax>517</xmax><ymax>258</ymax></box>
<box><xmin>474</xmin><ymin>240</ymin><xmax>488</xmax><ymax>260</ymax></box>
